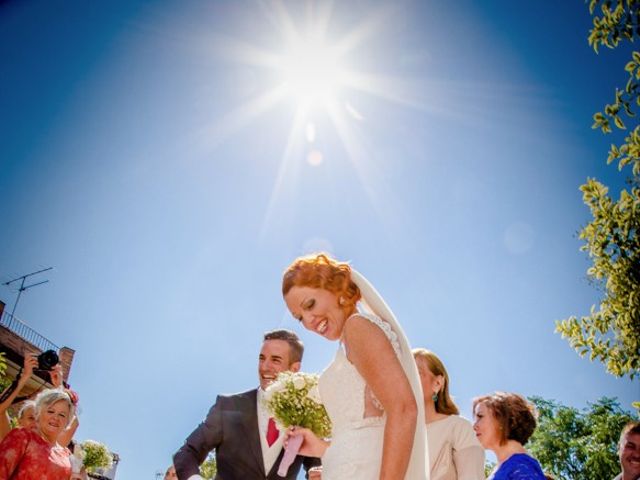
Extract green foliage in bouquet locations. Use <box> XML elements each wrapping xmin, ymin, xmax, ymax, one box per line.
<box><xmin>199</xmin><ymin>453</ymin><xmax>217</xmax><ymax>479</ymax></box>
<box><xmin>264</xmin><ymin>371</ymin><xmax>332</xmax><ymax>438</ymax></box>
<box><xmin>80</xmin><ymin>440</ymin><xmax>113</xmax><ymax>473</ymax></box>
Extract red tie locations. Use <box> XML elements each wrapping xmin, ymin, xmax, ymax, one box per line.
<box><xmin>266</xmin><ymin>417</ymin><xmax>279</xmax><ymax>447</ymax></box>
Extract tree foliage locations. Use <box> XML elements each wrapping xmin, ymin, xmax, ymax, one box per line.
<box><xmin>528</xmin><ymin>396</ymin><xmax>637</xmax><ymax>480</ymax></box>
<box><xmin>199</xmin><ymin>453</ymin><xmax>217</xmax><ymax>480</ymax></box>
<box><xmin>0</xmin><ymin>353</ymin><xmax>10</xmax><ymax>392</ymax></box>
<box><xmin>556</xmin><ymin>0</ymin><xmax>640</xmax><ymax>380</ymax></box>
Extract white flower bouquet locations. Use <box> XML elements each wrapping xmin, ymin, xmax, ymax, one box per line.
<box><xmin>70</xmin><ymin>440</ymin><xmax>114</xmax><ymax>475</ymax></box>
<box><xmin>264</xmin><ymin>371</ymin><xmax>331</xmax><ymax>476</ymax></box>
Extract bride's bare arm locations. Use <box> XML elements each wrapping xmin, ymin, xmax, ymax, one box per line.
<box><xmin>343</xmin><ymin>315</ymin><xmax>417</xmax><ymax>480</ymax></box>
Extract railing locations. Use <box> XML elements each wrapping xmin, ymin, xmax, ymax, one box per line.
<box><xmin>0</xmin><ymin>310</ymin><xmax>59</xmax><ymax>353</ymax></box>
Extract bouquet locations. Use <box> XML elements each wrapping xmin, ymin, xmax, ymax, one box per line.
<box><xmin>70</xmin><ymin>440</ymin><xmax>114</xmax><ymax>475</ymax></box>
<box><xmin>263</xmin><ymin>371</ymin><xmax>331</xmax><ymax>477</ymax></box>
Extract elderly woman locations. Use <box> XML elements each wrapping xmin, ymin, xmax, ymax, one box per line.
<box><xmin>413</xmin><ymin>348</ymin><xmax>484</xmax><ymax>480</ymax></box>
<box><xmin>472</xmin><ymin>392</ymin><xmax>545</xmax><ymax>480</ymax></box>
<box><xmin>0</xmin><ymin>388</ymin><xmax>84</xmax><ymax>480</ymax></box>
<box><xmin>16</xmin><ymin>400</ymin><xmax>37</xmax><ymax>430</ymax></box>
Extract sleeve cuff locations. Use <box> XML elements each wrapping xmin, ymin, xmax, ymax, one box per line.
<box><xmin>187</xmin><ymin>476</ymin><xmax>204</xmax><ymax>480</ymax></box>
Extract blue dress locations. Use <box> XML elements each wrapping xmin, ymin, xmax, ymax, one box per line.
<box><xmin>489</xmin><ymin>453</ymin><xmax>546</xmax><ymax>480</ymax></box>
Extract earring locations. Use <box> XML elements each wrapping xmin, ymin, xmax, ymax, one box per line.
<box><xmin>432</xmin><ymin>391</ymin><xmax>438</xmax><ymax>403</ymax></box>
<box><xmin>339</xmin><ymin>296</ymin><xmax>346</xmax><ymax>305</ymax></box>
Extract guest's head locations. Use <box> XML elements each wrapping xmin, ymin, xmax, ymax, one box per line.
<box><xmin>163</xmin><ymin>465</ymin><xmax>178</xmax><ymax>480</ymax></box>
<box><xmin>472</xmin><ymin>392</ymin><xmax>537</xmax><ymax>451</ymax></box>
<box><xmin>283</xmin><ymin>253</ymin><xmax>360</xmax><ymax>341</ymax></box>
<box><xmin>618</xmin><ymin>421</ymin><xmax>640</xmax><ymax>480</ymax></box>
<box><xmin>17</xmin><ymin>400</ymin><xmax>37</xmax><ymax>429</ymax></box>
<box><xmin>258</xmin><ymin>329</ymin><xmax>303</xmax><ymax>390</ymax></box>
<box><xmin>34</xmin><ymin>388</ymin><xmax>76</xmax><ymax>444</ymax></box>
<box><xmin>412</xmin><ymin>348</ymin><xmax>459</xmax><ymax>415</ymax></box>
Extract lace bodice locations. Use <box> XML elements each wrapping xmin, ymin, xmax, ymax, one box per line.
<box><xmin>318</xmin><ymin>312</ymin><xmax>401</xmax><ymax>434</ymax></box>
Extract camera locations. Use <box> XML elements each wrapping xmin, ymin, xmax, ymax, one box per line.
<box><xmin>37</xmin><ymin>350</ymin><xmax>59</xmax><ymax>371</ymax></box>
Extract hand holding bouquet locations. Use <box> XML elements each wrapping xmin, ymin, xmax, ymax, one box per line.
<box><xmin>263</xmin><ymin>372</ymin><xmax>331</xmax><ymax>477</ymax></box>
<box><xmin>70</xmin><ymin>440</ymin><xmax>114</xmax><ymax>476</ymax></box>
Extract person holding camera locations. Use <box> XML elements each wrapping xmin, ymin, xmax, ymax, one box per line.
<box><xmin>0</xmin><ymin>351</ymin><xmax>79</xmax><ymax>446</ymax></box>
<box><xmin>0</xmin><ymin>387</ymin><xmax>86</xmax><ymax>479</ymax></box>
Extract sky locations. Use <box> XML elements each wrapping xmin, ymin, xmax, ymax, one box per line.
<box><xmin>0</xmin><ymin>0</ymin><xmax>638</xmax><ymax>478</ymax></box>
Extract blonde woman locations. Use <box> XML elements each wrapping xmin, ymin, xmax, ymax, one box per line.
<box><xmin>413</xmin><ymin>349</ymin><xmax>484</xmax><ymax>480</ymax></box>
<box><xmin>0</xmin><ymin>388</ymin><xmax>85</xmax><ymax>479</ymax></box>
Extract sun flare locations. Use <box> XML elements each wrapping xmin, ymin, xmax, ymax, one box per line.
<box><xmin>198</xmin><ymin>3</ymin><xmax>421</xmax><ymax>237</ymax></box>
<box><xmin>279</xmin><ymin>37</ymin><xmax>346</xmax><ymax>111</ymax></box>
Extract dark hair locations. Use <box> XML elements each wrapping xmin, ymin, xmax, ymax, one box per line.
<box><xmin>619</xmin><ymin>421</ymin><xmax>640</xmax><ymax>449</ymax></box>
<box><xmin>473</xmin><ymin>392</ymin><xmax>537</xmax><ymax>445</ymax></box>
<box><xmin>263</xmin><ymin>329</ymin><xmax>304</xmax><ymax>364</ymax></box>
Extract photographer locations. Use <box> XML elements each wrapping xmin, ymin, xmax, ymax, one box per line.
<box><xmin>0</xmin><ymin>351</ymin><xmax>79</xmax><ymax>446</ymax></box>
<box><xmin>0</xmin><ymin>388</ymin><xmax>86</xmax><ymax>480</ymax></box>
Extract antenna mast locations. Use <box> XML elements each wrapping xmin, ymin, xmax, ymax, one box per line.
<box><xmin>2</xmin><ymin>267</ymin><xmax>53</xmax><ymax>319</ymax></box>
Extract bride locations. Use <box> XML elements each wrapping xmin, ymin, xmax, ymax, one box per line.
<box><xmin>282</xmin><ymin>253</ymin><xmax>428</xmax><ymax>480</ymax></box>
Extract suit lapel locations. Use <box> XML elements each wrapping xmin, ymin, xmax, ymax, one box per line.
<box><xmin>239</xmin><ymin>389</ymin><xmax>266</xmax><ymax>476</ymax></box>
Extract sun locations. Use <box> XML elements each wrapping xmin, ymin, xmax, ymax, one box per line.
<box><xmin>278</xmin><ymin>36</ymin><xmax>347</xmax><ymax>112</ymax></box>
<box><xmin>195</xmin><ymin>3</ymin><xmax>425</xmax><ymax>236</ymax></box>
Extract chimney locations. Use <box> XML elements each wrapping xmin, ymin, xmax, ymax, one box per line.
<box><xmin>58</xmin><ymin>347</ymin><xmax>75</xmax><ymax>383</ymax></box>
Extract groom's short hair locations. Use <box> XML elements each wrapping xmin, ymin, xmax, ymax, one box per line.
<box><xmin>619</xmin><ymin>421</ymin><xmax>640</xmax><ymax>449</ymax></box>
<box><xmin>263</xmin><ymin>329</ymin><xmax>304</xmax><ymax>364</ymax></box>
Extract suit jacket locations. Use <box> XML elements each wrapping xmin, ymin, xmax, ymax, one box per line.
<box><xmin>174</xmin><ymin>388</ymin><xmax>320</xmax><ymax>480</ymax></box>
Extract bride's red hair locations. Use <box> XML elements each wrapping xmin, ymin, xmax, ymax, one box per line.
<box><xmin>282</xmin><ymin>253</ymin><xmax>361</xmax><ymax>310</ymax></box>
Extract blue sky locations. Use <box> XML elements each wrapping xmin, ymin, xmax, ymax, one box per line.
<box><xmin>0</xmin><ymin>0</ymin><xmax>637</xmax><ymax>478</ymax></box>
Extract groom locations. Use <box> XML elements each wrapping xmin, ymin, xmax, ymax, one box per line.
<box><xmin>173</xmin><ymin>329</ymin><xmax>320</xmax><ymax>480</ymax></box>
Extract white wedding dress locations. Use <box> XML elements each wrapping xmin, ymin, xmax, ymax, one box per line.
<box><xmin>318</xmin><ymin>311</ymin><xmax>429</xmax><ymax>480</ymax></box>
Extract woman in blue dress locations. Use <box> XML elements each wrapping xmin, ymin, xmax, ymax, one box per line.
<box><xmin>472</xmin><ymin>392</ymin><xmax>546</xmax><ymax>480</ymax></box>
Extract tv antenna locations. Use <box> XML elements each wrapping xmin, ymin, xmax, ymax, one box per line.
<box><xmin>2</xmin><ymin>267</ymin><xmax>53</xmax><ymax>319</ymax></box>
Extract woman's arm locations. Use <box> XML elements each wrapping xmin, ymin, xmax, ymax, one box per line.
<box><xmin>452</xmin><ymin>419</ymin><xmax>485</xmax><ymax>480</ymax></box>
<box><xmin>0</xmin><ymin>356</ymin><xmax>37</xmax><ymax>442</ymax></box>
<box><xmin>343</xmin><ymin>315</ymin><xmax>417</xmax><ymax>480</ymax></box>
<box><xmin>453</xmin><ymin>445</ymin><xmax>485</xmax><ymax>480</ymax></box>
<box><xmin>58</xmin><ymin>415</ymin><xmax>79</xmax><ymax>448</ymax></box>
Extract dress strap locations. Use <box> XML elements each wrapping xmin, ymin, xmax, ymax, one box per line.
<box><xmin>347</xmin><ymin>311</ymin><xmax>402</xmax><ymax>357</ymax></box>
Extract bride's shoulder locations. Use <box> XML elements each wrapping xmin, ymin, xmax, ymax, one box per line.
<box><xmin>343</xmin><ymin>312</ymin><xmax>400</xmax><ymax>355</ymax></box>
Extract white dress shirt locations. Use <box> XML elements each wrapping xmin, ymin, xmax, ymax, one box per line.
<box><xmin>257</xmin><ymin>388</ymin><xmax>284</xmax><ymax>474</ymax></box>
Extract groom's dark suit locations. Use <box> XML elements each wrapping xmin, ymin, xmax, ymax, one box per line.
<box><xmin>174</xmin><ymin>388</ymin><xmax>319</xmax><ymax>480</ymax></box>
